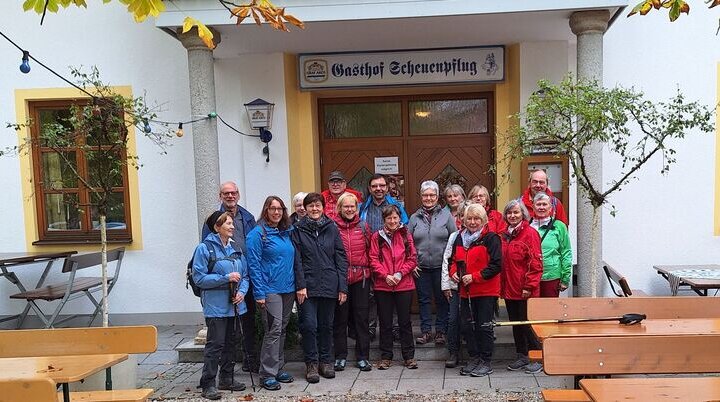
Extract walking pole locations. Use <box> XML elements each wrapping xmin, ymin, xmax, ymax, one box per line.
<box><xmin>482</xmin><ymin>313</ymin><xmax>647</xmax><ymax>328</ymax></box>
<box><xmin>231</xmin><ymin>282</ymin><xmax>256</xmax><ymax>392</ymax></box>
<box><xmin>456</xmin><ymin>261</ymin><xmax>475</xmax><ymax>330</ymax></box>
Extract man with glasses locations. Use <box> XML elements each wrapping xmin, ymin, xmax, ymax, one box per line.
<box><xmin>202</xmin><ymin>181</ymin><xmax>259</xmax><ymax>373</ymax></box>
<box><xmin>322</xmin><ymin>171</ymin><xmax>363</xmax><ymax>219</ymax></box>
<box><xmin>519</xmin><ymin>169</ymin><xmax>568</xmax><ymax>226</ymax></box>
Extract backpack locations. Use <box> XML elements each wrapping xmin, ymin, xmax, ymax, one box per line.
<box><xmin>186</xmin><ymin>240</ymin><xmax>241</xmax><ymax>297</ymax></box>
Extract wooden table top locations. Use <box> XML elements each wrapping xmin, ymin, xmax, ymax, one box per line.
<box><xmin>580</xmin><ymin>377</ymin><xmax>720</xmax><ymax>402</ymax></box>
<box><xmin>654</xmin><ymin>264</ymin><xmax>720</xmax><ymax>288</ymax></box>
<box><xmin>0</xmin><ymin>354</ymin><xmax>127</xmax><ymax>383</ymax></box>
<box><xmin>0</xmin><ymin>251</ymin><xmax>76</xmax><ymax>266</ymax></box>
<box><xmin>532</xmin><ymin>318</ymin><xmax>720</xmax><ymax>341</ymax></box>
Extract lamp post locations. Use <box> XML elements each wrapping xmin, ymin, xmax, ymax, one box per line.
<box><xmin>244</xmin><ymin>98</ymin><xmax>274</xmax><ymax>162</ymax></box>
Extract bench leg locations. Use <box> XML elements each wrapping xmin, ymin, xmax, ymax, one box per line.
<box><xmin>62</xmin><ymin>383</ymin><xmax>70</xmax><ymax>402</ymax></box>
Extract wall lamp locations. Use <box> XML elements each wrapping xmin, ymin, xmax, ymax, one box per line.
<box><xmin>244</xmin><ymin>98</ymin><xmax>275</xmax><ymax>162</ymax></box>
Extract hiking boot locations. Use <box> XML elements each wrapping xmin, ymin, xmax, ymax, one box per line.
<box><xmin>261</xmin><ymin>378</ymin><xmax>281</xmax><ymax>391</ymax></box>
<box><xmin>377</xmin><ymin>359</ymin><xmax>392</xmax><ymax>370</ymax></box>
<box><xmin>415</xmin><ymin>332</ymin><xmax>433</xmax><ymax>344</ymax></box>
<box><xmin>507</xmin><ymin>353</ymin><xmax>530</xmax><ymax>371</ymax></box>
<box><xmin>200</xmin><ymin>386</ymin><xmax>221</xmax><ymax>400</ymax></box>
<box><xmin>524</xmin><ymin>361</ymin><xmax>543</xmax><ymax>374</ymax></box>
<box><xmin>470</xmin><ymin>361</ymin><xmax>493</xmax><ymax>377</ymax></box>
<box><xmin>306</xmin><ymin>362</ymin><xmax>320</xmax><ymax>383</ymax></box>
<box><xmin>218</xmin><ymin>381</ymin><xmax>246</xmax><ymax>391</ymax></box>
<box><xmin>434</xmin><ymin>332</ymin><xmax>446</xmax><ymax>346</ymax></box>
<box><xmin>445</xmin><ymin>352</ymin><xmax>459</xmax><ymax>368</ymax></box>
<box><xmin>357</xmin><ymin>359</ymin><xmax>372</xmax><ymax>371</ymax></box>
<box><xmin>404</xmin><ymin>359</ymin><xmax>418</xmax><ymax>369</ymax></box>
<box><xmin>334</xmin><ymin>358</ymin><xmax>346</xmax><ymax>371</ymax></box>
<box><xmin>460</xmin><ymin>357</ymin><xmax>481</xmax><ymax>376</ymax></box>
<box><xmin>276</xmin><ymin>371</ymin><xmax>294</xmax><ymax>383</ymax></box>
<box><xmin>319</xmin><ymin>362</ymin><xmax>336</xmax><ymax>379</ymax></box>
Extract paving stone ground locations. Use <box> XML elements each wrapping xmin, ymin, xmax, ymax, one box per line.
<box><xmin>139</xmin><ymin>325</ymin><xmax>573</xmax><ymax>401</ymax></box>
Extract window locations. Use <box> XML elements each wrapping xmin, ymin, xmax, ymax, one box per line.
<box><xmin>322</xmin><ymin>102</ymin><xmax>401</xmax><ymax>138</ymax></box>
<box><xmin>29</xmin><ymin>100</ymin><xmax>132</xmax><ymax>243</ymax></box>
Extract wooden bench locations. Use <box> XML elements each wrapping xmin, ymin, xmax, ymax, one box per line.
<box><xmin>0</xmin><ymin>377</ymin><xmax>57</xmax><ymax>402</ymax></box>
<box><xmin>603</xmin><ymin>262</ymin><xmax>647</xmax><ymax>297</ymax></box>
<box><xmin>527</xmin><ymin>296</ymin><xmax>720</xmax><ymax>321</ymax></box>
<box><xmin>0</xmin><ymin>326</ymin><xmax>156</xmax><ymax>402</ymax></box>
<box><xmin>9</xmin><ymin>248</ymin><xmax>125</xmax><ymax>328</ymax></box>
<box><xmin>541</xmin><ymin>389</ymin><xmax>591</xmax><ymax>402</ymax></box>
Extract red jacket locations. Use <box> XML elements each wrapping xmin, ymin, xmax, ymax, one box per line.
<box><xmin>486</xmin><ymin>207</ymin><xmax>507</xmax><ymax>235</ymax></box>
<box><xmin>500</xmin><ymin>220</ymin><xmax>543</xmax><ymax>300</ymax></box>
<box><xmin>449</xmin><ymin>227</ymin><xmax>502</xmax><ymax>298</ymax></box>
<box><xmin>521</xmin><ymin>188</ymin><xmax>568</xmax><ymax>226</ymax></box>
<box><xmin>369</xmin><ymin>226</ymin><xmax>417</xmax><ymax>292</ymax></box>
<box><xmin>334</xmin><ymin>214</ymin><xmax>371</xmax><ymax>285</ymax></box>
<box><xmin>322</xmin><ymin>188</ymin><xmax>363</xmax><ymax>219</ymax></box>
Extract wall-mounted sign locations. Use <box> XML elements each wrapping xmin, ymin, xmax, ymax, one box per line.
<box><xmin>374</xmin><ymin>156</ymin><xmax>399</xmax><ymax>175</ymax></box>
<box><xmin>299</xmin><ymin>46</ymin><xmax>504</xmax><ymax>90</ymax></box>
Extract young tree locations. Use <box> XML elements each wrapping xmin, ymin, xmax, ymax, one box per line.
<box><xmin>502</xmin><ymin>76</ymin><xmax>714</xmax><ymax>296</ymax></box>
<box><xmin>12</xmin><ymin>66</ymin><xmax>173</xmax><ymax>326</ymax></box>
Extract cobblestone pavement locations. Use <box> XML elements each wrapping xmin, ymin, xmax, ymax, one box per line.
<box><xmin>140</xmin><ymin>325</ymin><xmax>573</xmax><ymax>401</ymax></box>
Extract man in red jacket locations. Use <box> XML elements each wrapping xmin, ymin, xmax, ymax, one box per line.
<box><xmin>520</xmin><ymin>169</ymin><xmax>568</xmax><ymax>226</ymax></box>
<box><xmin>322</xmin><ymin>171</ymin><xmax>363</xmax><ymax>219</ymax></box>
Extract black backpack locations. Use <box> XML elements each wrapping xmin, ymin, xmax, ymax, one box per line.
<box><xmin>186</xmin><ymin>240</ymin><xmax>241</xmax><ymax>297</ymax></box>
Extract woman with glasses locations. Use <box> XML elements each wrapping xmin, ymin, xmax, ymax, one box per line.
<box><xmin>246</xmin><ymin>196</ymin><xmax>296</xmax><ymax>391</ymax></box>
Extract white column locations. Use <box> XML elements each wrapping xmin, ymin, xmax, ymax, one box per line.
<box><xmin>570</xmin><ymin>10</ymin><xmax>610</xmax><ymax>297</ymax></box>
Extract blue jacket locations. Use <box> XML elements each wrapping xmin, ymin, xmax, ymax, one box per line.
<box><xmin>358</xmin><ymin>195</ymin><xmax>409</xmax><ymax>225</ymax></box>
<box><xmin>192</xmin><ymin>233</ymin><xmax>249</xmax><ymax>318</ymax></box>
<box><xmin>201</xmin><ymin>205</ymin><xmax>257</xmax><ymax>254</ymax></box>
<box><xmin>246</xmin><ymin>223</ymin><xmax>296</xmax><ymax>301</ymax></box>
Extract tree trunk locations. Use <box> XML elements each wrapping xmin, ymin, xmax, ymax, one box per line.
<box><xmin>100</xmin><ymin>214</ymin><xmax>109</xmax><ymax>327</ymax></box>
<box><xmin>589</xmin><ymin>207</ymin><xmax>600</xmax><ymax>297</ymax></box>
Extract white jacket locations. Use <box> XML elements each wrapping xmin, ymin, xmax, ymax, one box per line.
<box><xmin>441</xmin><ymin>231</ymin><xmax>459</xmax><ymax>291</ymax></box>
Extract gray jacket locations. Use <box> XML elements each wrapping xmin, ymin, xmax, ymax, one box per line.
<box><xmin>408</xmin><ymin>205</ymin><xmax>457</xmax><ymax>270</ymax></box>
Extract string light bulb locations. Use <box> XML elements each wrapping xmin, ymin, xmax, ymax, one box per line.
<box><xmin>19</xmin><ymin>51</ymin><xmax>30</xmax><ymax>73</ymax></box>
<box><xmin>208</xmin><ymin>112</ymin><xmax>217</xmax><ymax>118</ymax></box>
<box><xmin>175</xmin><ymin>122</ymin><xmax>184</xmax><ymax>137</ymax></box>
<box><xmin>143</xmin><ymin>120</ymin><xmax>152</xmax><ymax>134</ymax></box>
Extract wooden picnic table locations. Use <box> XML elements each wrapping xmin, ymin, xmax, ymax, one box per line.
<box><xmin>0</xmin><ymin>251</ymin><xmax>76</xmax><ymax>327</ymax></box>
<box><xmin>654</xmin><ymin>264</ymin><xmax>720</xmax><ymax>296</ymax></box>
<box><xmin>531</xmin><ymin>317</ymin><xmax>720</xmax><ymax>341</ymax></box>
<box><xmin>0</xmin><ymin>353</ymin><xmax>128</xmax><ymax>402</ymax></box>
<box><xmin>580</xmin><ymin>377</ymin><xmax>720</xmax><ymax>402</ymax></box>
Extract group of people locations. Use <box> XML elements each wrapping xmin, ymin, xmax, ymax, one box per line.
<box><xmin>190</xmin><ymin>169</ymin><xmax>572</xmax><ymax>400</ymax></box>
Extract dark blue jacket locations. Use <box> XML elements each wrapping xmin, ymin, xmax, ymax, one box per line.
<box><xmin>246</xmin><ymin>223</ymin><xmax>296</xmax><ymax>301</ymax></box>
<box><xmin>292</xmin><ymin>216</ymin><xmax>349</xmax><ymax>298</ymax></box>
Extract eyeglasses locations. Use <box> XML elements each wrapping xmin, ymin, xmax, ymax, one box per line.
<box><xmin>268</xmin><ymin>207</ymin><xmax>285</xmax><ymax>212</ymax></box>
<box><xmin>221</xmin><ymin>191</ymin><xmax>239</xmax><ymax>196</ymax></box>
<box><xmin>329</xmin><ymin>180</ymin><xmax>345</xmax><ymax>185</ymax></box>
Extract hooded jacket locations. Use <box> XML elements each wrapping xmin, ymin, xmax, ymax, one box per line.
<box><xmin>500</xmin><ymin>220</ymin><xmax>543</xmax><ymax>300</ymax></box>
<box><xmin>246</xmin><ymin>223</ymin><xmax>296</xmax><ymax>301</ymax></box>
<box><xmin>521</xmin><ymin>187</ymin><xmax>568</xmax><ymax>226</ymax></box>
<box><xmin>449</xmin><ymin>226</ymin><xmax>502</xmax><ymax>299</ymax></box>
<box><xmin>292</xmin><ymin>216</ymin><xmax>349</xmax><ymax>298</ymax></box>
<box><xmin>322</xmin><ymin>188</ymin><xmax>363</xmax><ymax>219</ymax></box>
<box><xmin>192</xmin><ymin>233</ymin><xmax>249</xmax><ymax>317</ymax></box>
<box><xmin>201</xmin><ymin>204</ymin><xmax>257</xmax><ymax>254</ymax></box>
<box><xmin>333</xmin><ymin>214</ymin><xmax>372</xmax><ymax>285</ymax></box>
<box><xmin>408</xmin><ymin>205</ymin><xmax>457</xmax><ymax>270</ymax></box>
<box><xmin>441</xmin><ymin>231</ymin><xmax>459</xmax><ymax>292</ymax></box>
<box><xmin>534</xmin><ymin>219</ymin><xmax>572</xmax><ymax>286</ymax></box>
<box><xmin>369</xmin><ymin>225</ymin><xmax>417</xmax><ymax>292</ymax></box>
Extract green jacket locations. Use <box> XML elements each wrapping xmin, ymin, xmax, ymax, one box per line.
<box><xmin>535</xmin><ymin>220</ymin><xmax>572</xmax><ymax>285</ymax></box>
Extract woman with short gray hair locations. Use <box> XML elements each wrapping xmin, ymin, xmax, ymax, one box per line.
<box><xmin>444</xmin><ymin>184</ymin><xmax>466</xmax><ymax>229</ymax></box>
<box><xmin>408</xmin><ymin>180</ymin><xmax>457</xmax><ymax>346</ymax></box>
<box><xmin>531</xmin><ymin>192</ymin><xmax>572</xmax><ymax>298</ymax></box>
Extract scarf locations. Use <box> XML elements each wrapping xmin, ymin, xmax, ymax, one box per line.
<box><xmin>304</xmin><ymin>214</ymin><xmax>330</xmax><ymax>233</ymax></box>
<box><xmin>461</xmin><ymin>226</ymin><xmax>484</xmax><ymax>249</ymax></box>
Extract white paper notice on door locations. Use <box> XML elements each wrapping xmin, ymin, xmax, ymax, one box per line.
<box><xmin>374</xmin><ymin>157</ymin><xmax>399</xmax><ymax>175</ymax></box>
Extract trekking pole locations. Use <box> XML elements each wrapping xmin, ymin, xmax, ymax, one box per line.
<box><xmin>231</xmin><ymin>282</ymin><xmax>256</xmax><ymax>392</ymax></box>
<box><xmin>456</xmin><ymin>261</ymin><xmax>475</xmax><ymax>329</ymax></box>
<box><xmin>482</xmin><ymin>313</ymin><xmax>647</xmax><ymax>328</ymax></box>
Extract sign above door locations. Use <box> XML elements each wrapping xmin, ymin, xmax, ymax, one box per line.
<box><xmin>299</xmin><ymin>46</ymin><xmax>504</xmax><ymax>90</ymax></box>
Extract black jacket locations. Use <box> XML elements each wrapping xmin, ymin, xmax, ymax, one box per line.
<box><xmin>292</xmin><ymin>215</ymin><xmax>349</xmax><ymax>298</ymax></box>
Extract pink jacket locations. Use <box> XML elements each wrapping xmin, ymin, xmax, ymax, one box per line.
<box><xmin>333</xmin><ymin>214</ymin><xmax>371</xmax><ymax>285</ymax></box>
<box><xmin>369</xmin><ymin>226</ymin><xmax>417</xmax><ymax>292</ymax></box>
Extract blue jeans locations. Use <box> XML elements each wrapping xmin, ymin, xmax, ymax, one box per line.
<box><xmin>298</xmin><ymin>297</ymin><xmax>336</xmax><ymax>364</ymax></box>
<box><xmin>415</xmin><ymin>268</ymin><xmax>448</xmax><ymax>334</ymax></box>
<box><xmin>446</xmin><ymin>289</ymin><xmax>460</xmax><ymax>354</ymax></box>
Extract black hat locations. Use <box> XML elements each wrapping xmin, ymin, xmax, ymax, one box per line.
<box><xmin>329</xmin><ymin>170</ymin><xmax>345</xmax><ymax>181</ymax></box>
<box><xmin>205</xmin><ymin>211</ymin><xmax>225</xmax><ymax>234</ymax></box>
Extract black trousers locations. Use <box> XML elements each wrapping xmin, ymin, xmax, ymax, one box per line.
<box><xmin>460</xmin><ymin>296</ymin><xmax>495</xmax><ymax>363</ymax></box>
<box><xmin>200</xmin><ymin>316</ymin><xmax>238</xmax><ymax>389</ymax></box>
<box><xmin>299</xmin><ymin>297</ymin><xmax>336</xmax><ymax>364</ymax></box>
<box><xmin>240</xmin><ymin>285</ymin><xmax>257</xmax><ymax>362</ymax></box>
<box><xmin>334</xmin><ymin>279</ymin><xmax>371</xmax><ymax>360</ymax></box>
<box><xmin>375</xmin><ymin>290</ymin><xmax>414</xmax><ymax>360</ymax></box>
<box><xmin>505</xmin><ymin>299</ymin><xmax>541</xmax><ymax>355</ymax></box>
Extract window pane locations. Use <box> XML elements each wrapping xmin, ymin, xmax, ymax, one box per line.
<box><xmin>41</xmin><ymin>151</ymin><xmax>78</xmax><ymax>189</ymax></box>
<box><xmin>86</xmin><ymin>150</ymin><xmax>124</xmax><ymax>188</ymax></box>
<box><xmin>37</xmin><ymin>108</ymin><xmax>74</xmax><ymax>147</ymax></box>
<box><xmin>90</xmin><ymin>192</ymin><xmax>127</xmax><ymax>230</ymax></box>
<box><xmin>44</xmin><ymin>193</ymin><xmax>81</xmax><ymax>231</ymax></box>
<box><xmin>87</xmin><ymin>108</ymin><xmax>124</xmax><ymax>146</ymax></box>
<box><xmin>409</xmin><ymin>99</ymin><xmax>488</xmax><ymax>135</ymax></box>
<box><xmin>323</xmin><ymin>102</ymin><xmax>401</xmax><ymax>138</ymax></box>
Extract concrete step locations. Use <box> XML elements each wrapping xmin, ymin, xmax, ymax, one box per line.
<box><xmin>177</xmin><ymin>325</ymin><xmax>518</xmax><ymax>363</ymax></box>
